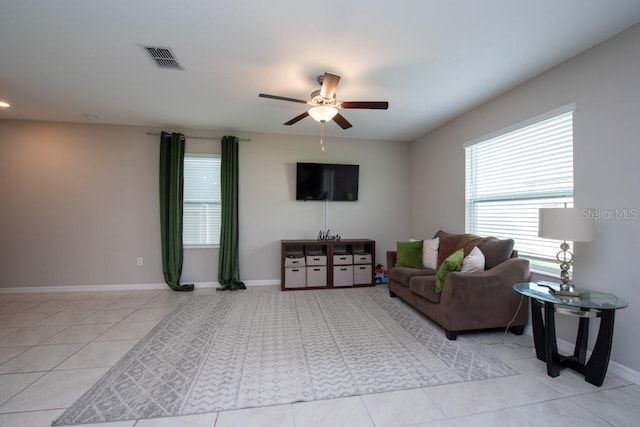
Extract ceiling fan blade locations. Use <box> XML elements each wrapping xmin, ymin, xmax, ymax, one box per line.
<box><xmin>259</xmin><ymin>93</ymin><xmax>308</xmax><ymax>104</ymax></box>
<box><xmin>340</xmin><ymin>101</ymin><xmax>389</xmax><ymax>110</ymax></box>
<box><xmin>320</xmin><ymin>72</ymin><xmax>340</xmax><ymax>99</ymax></box>
<box><xmin>284</xmin><ymin>111</ymin><xmax>309</xmax><ymax>126</ymax></box>
<box><xmin>332</xmin><ymin>113</ymin><xmax>352</xmax><ymax>129</ymax></box>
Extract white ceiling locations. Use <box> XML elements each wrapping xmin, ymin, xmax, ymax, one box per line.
<box><xmin>2</xmin><ymin>1</ymin><xmax>640</xmax><ymax>142</ymax></box>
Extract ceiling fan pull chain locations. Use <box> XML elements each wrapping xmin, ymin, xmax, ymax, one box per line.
<box><xmin>320</xmin><ymin>124</ymin><xmax>325</xmax><ymax>152</ymax></box>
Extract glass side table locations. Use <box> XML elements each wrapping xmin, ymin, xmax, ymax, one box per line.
<box><xmin>513</xmin><ymin>282</ymin><xmax>628</xmax><ymax>387</ymax></box>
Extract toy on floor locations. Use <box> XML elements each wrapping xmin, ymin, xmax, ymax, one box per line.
<box><xmin>374</xmin><ymin>263</ymin><xmax>388</xmax><ymax>284</ymax></box>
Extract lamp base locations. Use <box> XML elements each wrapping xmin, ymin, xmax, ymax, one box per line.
<box><xmin>553</xmin><ymin>288</ymin><xmax>583</xmax><ymax>297</ymax></box>
<box><xmin>553</xmin><ymin>283</ymin><xmax>583</xmax><ymax>297</ymax></box>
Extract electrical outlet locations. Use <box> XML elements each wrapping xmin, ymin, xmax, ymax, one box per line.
<box><xmin>137</xmin><ymin>257</ymin><xmax>143</xmax><ymax>266</ymax></box>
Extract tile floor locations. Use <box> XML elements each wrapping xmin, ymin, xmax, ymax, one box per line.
<box><xmin>0</xmin><ymin>287</ymin><xmax>638</xmax><ymax>427</ymax></box>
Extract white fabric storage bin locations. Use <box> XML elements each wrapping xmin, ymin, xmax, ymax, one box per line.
<box><xmin>306</xmin><ymin>266</ymin><xmax>327</xmax><ymax>287</ymax></box>
<box><xmin>353</xmin><ymin>265</ymin><xmax>372</xmax><ymax>285</ymax></box>
<box><xmin>353</xmin><ymin>253</ymin><xmax>372</xmax><ymax>264</ymax></box>
<box><xmin>284</xmin><ymin>256</ymin><xmax>305</xmax><ymax>267</ymax></box>
<box><xmin>284</xmin><ymin>267</ymin><xmax>306</xmax><ymax>288</ymax></box>
<box><xmin>306</xmin><ymin>255</ymin><xmax>327</xmax><ymax>266</ymax></box>
<box><xmin>333</xmin><ymin>265</ymin><xmax>354</xmax><ymax>287</ymax></box>
<box><xmin>333</xmin><ymin>254</ymin><xmax>353</xmax><ymax>265</ymax></box>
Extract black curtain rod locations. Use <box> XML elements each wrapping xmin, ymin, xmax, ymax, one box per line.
<box><xmin>146</xmin><ymin>132</ymin><xmax>251</xmax><ymax>142</ymax></box>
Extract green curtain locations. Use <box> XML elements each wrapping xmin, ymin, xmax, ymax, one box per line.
<box><xmin>218</xmin><ymin>135</ymin><xmax>245</xmax><ymax>291</ymax></box>
<box><xmin>159</xmin><ymin>132</ymin><xmax>194</xmax><ymax>292</ymax></box>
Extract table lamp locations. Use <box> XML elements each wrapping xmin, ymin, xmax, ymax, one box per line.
<box><xmin>538</xmin><ymin>207</ymin><xmax>594</xmax><ymax>296</ymax></box>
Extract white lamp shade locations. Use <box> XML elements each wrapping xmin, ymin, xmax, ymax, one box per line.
<box><xmin>538</xmin><ymin>207</ymin><xmax>594</xmax><ymax>242</ymax></box>
<box><xmin>308</xmin><ymin>106</ymin><xmax>338</xmax><ymax>123</ymax></box>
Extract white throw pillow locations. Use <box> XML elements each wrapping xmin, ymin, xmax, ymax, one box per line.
<box><xmin>422</xmin><ymin>237</ymin><xmax>439</xmax><ymax>269</ymax></box>
<box><xmin>461</xmin><ymin>246</ymin><xmax>485</xmax><ymax>273</ymax></box>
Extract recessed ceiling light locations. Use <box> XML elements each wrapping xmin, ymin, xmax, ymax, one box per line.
<box><xmin>83</xmin><ymin>113</ymin><xmax>98</xmax><ymax>120</ymax></box>
<box><xmin>0</xmin><ymin>101</ymin><xmax>10</xmax><ymax>108</ymax></box>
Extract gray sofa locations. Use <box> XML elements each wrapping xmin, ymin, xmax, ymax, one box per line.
<box><xmin>387</xmin><ymin>230</ymin><xmax>530</xmax><ymax>340</ymax></box>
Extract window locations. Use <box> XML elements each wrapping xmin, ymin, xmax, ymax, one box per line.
<box><xmin>183</xmin><ymin>155</ymin><xmax>221</xmax><ymax>247</ymax></box>
<box><xmin>465</xmin><ymin>106</ymin><xmax>574</xmax><ymax>274</ymax></box>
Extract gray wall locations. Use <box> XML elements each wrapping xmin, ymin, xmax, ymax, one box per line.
<box><xmin>236</xmin><ymin>132</ymin><xmax>410</xmax><ymax>283</ymax></box>
<box><xmin>0</xmin><ymin>121</ymin><xmax>410</xmax><ymax>287</ymax></box>
<box><xmin>410</xmin><ymin>24</ymin><xmax>640</xmax><ymax>372</ymax></box>
<box><xmin>0</xmin><ymin>122</ymin><xmax>164</xmax><ymax>287</ymax></box>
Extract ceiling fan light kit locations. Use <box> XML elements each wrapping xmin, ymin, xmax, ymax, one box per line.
<box><xmin>308</xmin><ymin>105</ymin><xmax>338</xmax><ymax>123</ymax></box>
<box><xmin>258</xmin><ymin>72</ymin><xmax>388</xmax><ymax>129</ymax></box>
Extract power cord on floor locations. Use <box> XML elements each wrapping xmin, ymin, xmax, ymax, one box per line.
<box><xmin>479</xmin><ymin>295</ymin><xmax>534</xmax><ymax>351</ymax></box>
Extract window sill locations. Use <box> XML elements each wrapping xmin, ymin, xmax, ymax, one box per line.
<box><xmin>529</xmin><ymin>268</ymin><xmax>560</xmax><ymax>281</ymax></box>
<box><xmin>184</xmin><ymin>245</ymin><xmax>219</xmax><ymax>250</ymax></box>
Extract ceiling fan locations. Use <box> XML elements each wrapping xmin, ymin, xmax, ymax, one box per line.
<box><xmin>258</xmin><ymin>72</ymin><xmax>388</xmax><ymax>129</ymax></box>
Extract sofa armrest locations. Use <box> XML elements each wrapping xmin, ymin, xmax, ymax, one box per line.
<box><xmin>439</xmin><ymin>257</ymin><xmax>530</xmax><ymax>329</ymax></box>
<box><xmin>386</xmin><ymin>251</ymin><xmax>397</xmax><ymax>269</ymax></box>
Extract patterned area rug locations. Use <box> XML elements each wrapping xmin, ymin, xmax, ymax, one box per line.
<box><xmin>55</xmin><ymin>286</ymin><xmax>517</xmax><ymax>425</ymax></box>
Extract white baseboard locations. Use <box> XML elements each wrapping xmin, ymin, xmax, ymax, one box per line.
<box><xmin>608</xmin><ymin>360</ymin><xmax>640</xmax><ymax>385</ymax></box>
<box><xmin>0</xmin><ymin>280</ymin><xmax>282</xmax><ymax>293</ymax></box>
<box><xmin>525</xmin><ymin>327</ymin><xmax>639</xmax><ymax>385</ymax></box>
<box><xmin>191</xmin><ymin>282</ymin><xmax>218</xmax><ymax>288</ymax></box>
<box><xmin>0</xmin><ymin>283</ymin><xmax>169</xmax><ymax>293</ymax></box>
<box><xmin>190</xmin><ymin>280</ymin><xmax>280</xmax><ymax>288</ymax></box>
<box><xmin>244</xmin><ymin>279</ymin><xmax>280</xmax><ymax>287</ymax></box>
<box><xmin>555</xmin><ymin>336</ymin><xmax>640</xmax><ymax>385</ymax></box>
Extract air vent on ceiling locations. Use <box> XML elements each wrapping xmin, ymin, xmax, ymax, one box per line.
<box><xmin>142</xmin><ymin>45</ymin><xmax>184</xmax><ymax>70</ymax></box>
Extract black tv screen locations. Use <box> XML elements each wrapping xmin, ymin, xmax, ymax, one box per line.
<box><xmin>296</xmin><ymin>162</ymin><xmax>359</xmax><ymax>201</ymax></box>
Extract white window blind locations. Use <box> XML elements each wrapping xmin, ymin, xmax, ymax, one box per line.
<box><xmin>465</xmin><ymin>109</ymin><xmax>574</xmax><ymax>273</ymax></box>
<box><xmin>183</xmin><ymin>155</ymin><xmax>221</xmax><ymax>247</ymax></box>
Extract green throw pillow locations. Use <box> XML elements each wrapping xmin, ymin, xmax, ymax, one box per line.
<box><xmin>396</xmin><ymin>241</ymin><xmax>424</xmax><ymax>269</ymax></box>
<box><xmin>435</xmin><ymin>249</ymin><xmax>464</xmax><ymax>293</ymax></box>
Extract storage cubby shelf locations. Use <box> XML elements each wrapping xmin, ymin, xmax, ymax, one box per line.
<box><xmin>281</xmin><ymin>239</ymin><xmax>376</xmax><ymax>291</ymax></box>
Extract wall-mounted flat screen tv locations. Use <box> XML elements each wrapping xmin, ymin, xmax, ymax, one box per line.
<box><xmin>296</xmin><ymin>162</ymin><xmax>359</xmax><ymax>201</ymax></box>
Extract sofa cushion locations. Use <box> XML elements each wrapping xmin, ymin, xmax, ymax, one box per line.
<box><xmin>422</xmin><ymin>237</ymin><xmax>439</xmax><ymax>269</ymax></box>
<box><xmin>409</xmin><ymin>276</ymin><xmax>440</xmax><ymax>303</ymax></box>
<box><xmin>461</xmin><ymin>246</ymin><xmax>485</xmax><ymax>273</ymax></box>
<box><xmin>389</xmin><ymin>267</ymin><xmax>437</xmax><ymax>287</ymax></box>
<box><xmin>478</xmin><ymin>238</ymin><xmax>515</xmax><ymax>269</ymax></box>
<box><xmin>396</xmin><ymin>241</ymin><xmax>424</xmax><ymax>268</ymax></box>
<box><xmin>437</xmin><ymin>233</ymin><xmax>488</xmax><ymax>267</ymax></box>
<box><xmin>435</xmin><ymin>249</ymin><xmax>464</xmax><ymax>293</ymax></box>
<box><xmin>433</xmin><ymin>230</ymin><xmax>451</xmax><ymax>240</ymax></box>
